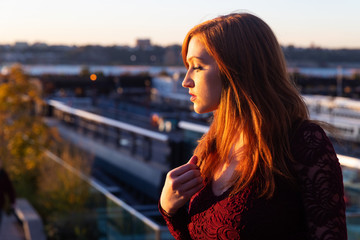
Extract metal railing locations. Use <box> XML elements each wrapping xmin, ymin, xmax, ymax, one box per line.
<box><xmin>48</xmin><ymin>99</ymin><xmax>168</xmax><ymax>162</ymax></box>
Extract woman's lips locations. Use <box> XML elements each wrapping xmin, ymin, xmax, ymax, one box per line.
<box><xmin>189</xmin><ymin>93</ymin><xmax>196</xmax><ymax>102</ymax></box>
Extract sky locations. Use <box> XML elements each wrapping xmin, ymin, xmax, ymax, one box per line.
<box><xmin>0</xmin><ymin>0</ymin><xmax>359</xmax><ymax>49</ymax></box>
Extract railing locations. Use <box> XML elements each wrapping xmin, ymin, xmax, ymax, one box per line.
<box><xmin>47</xmin><ymin>99</ymin><xmax>185</xmax><ymax>168</ymax></box>
<box><xmin>45</xmin><ymin>150</ymin><xmax>172</xmax><ymax>240</ymax></box>
<box><xmin>48</xmin><ymin>99</ymin><xmax>168</xmax><ymax>161</ymax></box>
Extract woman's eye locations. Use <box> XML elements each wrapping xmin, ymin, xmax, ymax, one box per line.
<box><xmin>193</xmin><ymin>66</ymin><xmax>203</xmax><ymax>71</ymax></box>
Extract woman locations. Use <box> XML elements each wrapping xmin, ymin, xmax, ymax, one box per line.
<box><xmin>159</xmin><ymin>13</ymin><xmax>347</xmax><ymax>239</ymax></box>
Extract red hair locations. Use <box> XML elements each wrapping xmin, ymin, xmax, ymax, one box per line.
<box><xmin>182</xmin><ymin>13</ymin><xmax>309</xmax><ymax>198</ymax></box>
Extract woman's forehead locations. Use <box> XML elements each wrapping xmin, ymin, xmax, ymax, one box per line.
<box><xmin>187</xmin><ymin>37</ymin><xmax>211</xmax><ymax>63</ymax></box>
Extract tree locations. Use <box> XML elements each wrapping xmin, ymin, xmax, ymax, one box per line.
<box><xmin>0</xmin><ymin>64</ymin><xmax>51</xmax><ymax>198</ymax></box>
<box><xmin>0</xmin><ymin>64</ymin><xmax>96</xmax><ymax>239</ymax></box>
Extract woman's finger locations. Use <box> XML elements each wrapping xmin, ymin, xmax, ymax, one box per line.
<box><xmin>177</xmin><ymin>168</ymin><xmax>201</xmax><ymax>184</ymax></box>
<box><xmin>180</xmin><ymin>175</ymin><xmax>204</xmax><ymax>192</ymax></box>
<box><xmin>188</xmin><ymin>155</ymin><xmax>198</xmax><ymax>165</ymax></box>
<box><xmin>170</xmin><ymin>162</ymin><xmax>199</xmax><ymax>177</ymax></box>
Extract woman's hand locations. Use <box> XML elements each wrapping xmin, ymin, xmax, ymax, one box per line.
<box><xmin>160</xmin><ymin>155</ymin><xmax>204</xmax><ymax>216</ymax></box>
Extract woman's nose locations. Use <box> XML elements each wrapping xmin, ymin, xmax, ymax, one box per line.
<box><xmin>182</xmin><ymin>72</ymin><xmax>195</xmax><ymax>88</ymax></box>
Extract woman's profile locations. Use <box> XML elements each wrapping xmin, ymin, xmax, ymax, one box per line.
<box><xmin>159</xmin><ymin>12</ymin><xmax>347</xmax><ymax>239</ymax></box>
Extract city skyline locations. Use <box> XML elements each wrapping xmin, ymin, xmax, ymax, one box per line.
<box><xmin>0</xmin><ymin>0</ymin><xmax>359</xmax><ymax>49</ymax></box>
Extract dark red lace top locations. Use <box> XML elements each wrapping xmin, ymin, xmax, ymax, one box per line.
<box><xmin>159</xmin><ymin>121</ymin><xmax>347</xmax><ymax>239</ymax></box>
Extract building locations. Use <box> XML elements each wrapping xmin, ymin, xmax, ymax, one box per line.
<box><xmin>14</xmin><ymin>41</ymin><xmax>29</xmax><ymax>50</ymax></box>
<box><xmin>136</xmin><ymin>39</ymin><xmax>152</xmax><ymax>50</ymax></box>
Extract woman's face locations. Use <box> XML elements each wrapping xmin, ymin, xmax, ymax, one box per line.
<box><xmin>182</xmin><ymin>36</ymin><xmax>222</xmax><ymax>114</ymax></box>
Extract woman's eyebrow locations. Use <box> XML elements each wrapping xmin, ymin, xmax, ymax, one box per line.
<box><xmin>186</xmin><ymin>56</ymin><xmax>205</xmax><ymax>64</ymax></box>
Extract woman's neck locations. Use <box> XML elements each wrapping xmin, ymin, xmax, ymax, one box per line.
<box><xmin>212</xmin><ymin>158</ymin><xmax>239</xmax><ymax>196</ymax></box>
<box><xmin>212</xmin><ymin>141</ymin><xmax>244</xmax><ymax>196</ymax></box>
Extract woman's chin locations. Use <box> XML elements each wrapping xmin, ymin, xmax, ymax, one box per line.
<box><xmin>194</xmin><ymin>106</ymin><xmax>211</xmax><ymax>115</ymax></box>
<box><xmin>193</xmin><ymin>106</ymin><xmax>204</xmax><ymax>114</ymax></box>
<box><xmin>193</xmin><ymin>102</ymin><xmax>219</xmax><ymax>115</ymax></box>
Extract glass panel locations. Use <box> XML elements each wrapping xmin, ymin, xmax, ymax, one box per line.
<box><xmin>343</xmin><ymin>165</ymin><xmax>360</xmax><ymax>239</ymax></box>
<box><xmin>44</xmin><ymin>152</ymin><xmax>168</xmax><ymax>240</ymax></box>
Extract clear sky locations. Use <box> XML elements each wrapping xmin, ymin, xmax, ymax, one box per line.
<box><xmin>0</xmin><ymin>0</ymin><xmax>359</xmax><ymax>49</ymax></box>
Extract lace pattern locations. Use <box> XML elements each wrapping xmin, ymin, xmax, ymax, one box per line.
<box><xmin>291</xmin><ymin>122</ymin><xmax>347</xmax><ymax>239</ymax></box>
<box><xmin>188</xmin><ymin>184</ymin><xmax>250</xmax><ymax>239</ymax></box>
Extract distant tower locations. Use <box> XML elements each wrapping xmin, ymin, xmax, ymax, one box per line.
<box><xmin>136</xmin><ymin>39</ymin><xmax>152</xmax><ymax>50</ymax></box>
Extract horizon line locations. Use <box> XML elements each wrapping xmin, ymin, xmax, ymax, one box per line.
<box><xmin>1</xmin><ymin>41</ymin><xmax>360</xmax><ymax>50</ymax></box>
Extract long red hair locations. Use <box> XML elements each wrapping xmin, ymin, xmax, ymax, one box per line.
<box><xmin>182</xmin><ymin>13</ymin><xmax>309</xmax><ymax>198</ymax></box>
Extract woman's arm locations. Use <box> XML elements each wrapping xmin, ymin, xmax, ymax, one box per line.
<box><xmin>159</xmin><ymin>156</ymin><xmax>204</xmax><ymax>239</ymax></box>
<box><xmin>291</xmin><ymin>122</ymin><xmax>347</xmax><ymax>240</ymax></box>
<box><xmin>159</xmin><ymin>203</ymin><xmax>192</xmax><ymax>240</ymax></box>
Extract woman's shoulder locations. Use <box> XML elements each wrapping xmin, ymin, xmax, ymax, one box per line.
<box><xmin>290</xmin><ymin>120</ymin><xmax>339</xmax><ymax>167</ymax></box>
<box><xmin>291</xmin><ymin>120</ymin><xmax>329</xmax><ymax>147</ymax></box>
<box><xmin>288</xmin><ymin>122</ymin><xmax>347</xmax><ymax>240</ymax></box>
